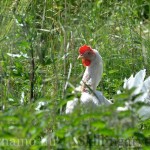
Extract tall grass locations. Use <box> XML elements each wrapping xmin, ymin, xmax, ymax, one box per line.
<box><xmin>0</xmin><ymin>0</ymin><xmax>150</xmax><ymax>149</ymax></box>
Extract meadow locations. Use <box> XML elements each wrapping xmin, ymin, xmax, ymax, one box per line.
<box><xmin>0</xmin><ymin>0</ymin><xmax>150</xmax><ymax>149</ymax></box>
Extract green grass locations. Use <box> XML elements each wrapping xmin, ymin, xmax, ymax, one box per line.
<box><xmin>0</xmin><ymin>0</ymin><xmax>150</xmax><ymax>149</ymax></box>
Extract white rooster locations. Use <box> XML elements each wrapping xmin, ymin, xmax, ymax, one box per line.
<box><xmin>66</xmin><ymin>45</ymin><xmax>112</xmax><ymax>114</ymax></box>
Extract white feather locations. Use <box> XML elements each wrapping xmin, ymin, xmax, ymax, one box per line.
<box><xmin>118</xmin><ymin>69</ymin><xmax>150</xmax><ymax>120</ymax></box>
<box><xmin>81</xmin><ymin>49</ymin><xmax>103</xmax><ymax>91</ymax></box>
<box><xmin>138</xmin><ymin>106</ymin><xmax>150</xmax><ymax>121</ymax></box>
<box><xmin>122</xmin><ymin>69</ymin><xmax>150</xmax><ymax>102</ymax></box>
<box><xmin>66</xmin><ymin>91</ymin><xmax>112</xmax><ymax>114</ymax></box>
<box><xmin>66</xmin><ymin>98</ymin><xmax>78</xmax><ymax>114</ymax></box>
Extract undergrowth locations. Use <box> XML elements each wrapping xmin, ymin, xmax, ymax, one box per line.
<box><xmin>0</xmin><ymin>0</ymin><xmax>150</xmax><ymax>149</ymax></box>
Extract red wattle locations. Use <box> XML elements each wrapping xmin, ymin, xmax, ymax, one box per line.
<box><xmin>82</xmin><ymin>59</ymin><xmax>91</xmax><ymax>67</ymax></box>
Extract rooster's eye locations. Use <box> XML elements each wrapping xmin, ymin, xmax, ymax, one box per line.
<box><xmin>87</xmin><ymin>52</ymin><xmax>90</xmax><ymax>55</ymax></box>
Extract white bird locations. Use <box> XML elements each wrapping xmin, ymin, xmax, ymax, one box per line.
<box><xmin>66</xmin><ymin>45</ymin><xmax>112</xmax><ymax>114</ymax></box>
<box><xmin>117</xmin><ymin>69</ymin><xmax>150</xmax><ymax>120</ymax></box>
<box><xmin>122</xmin><ymin>69</ymin><xmax>150</xmax><ymax>103</ymax></box>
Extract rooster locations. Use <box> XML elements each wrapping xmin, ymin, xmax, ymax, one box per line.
<box><xmin>66</xmin><ymin>45</ymin><xmax>112</xmax><ymax>114</ymax></box>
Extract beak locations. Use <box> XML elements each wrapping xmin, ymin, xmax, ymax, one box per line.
<box><xmin>77</xmin><ymin>54</ymin><xmax>84</xmax><ymax>59</ymax></box>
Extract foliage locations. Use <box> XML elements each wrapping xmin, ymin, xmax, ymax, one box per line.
<box><xmin>0</xmin><ymin>0</ymin><xmax>150</xmax><ymax>149</ymax></box>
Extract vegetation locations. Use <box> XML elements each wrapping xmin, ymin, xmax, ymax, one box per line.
<box><xmin>0</xmin><ymin>0</ymin><xmax>150</xmax><ymax>149</ymax></box>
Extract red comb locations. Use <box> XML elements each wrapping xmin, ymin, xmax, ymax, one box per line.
<box><xmin>79</xmin><ymin>45</ymin><xmax>92</xmax><ymax>54</ymax></box>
